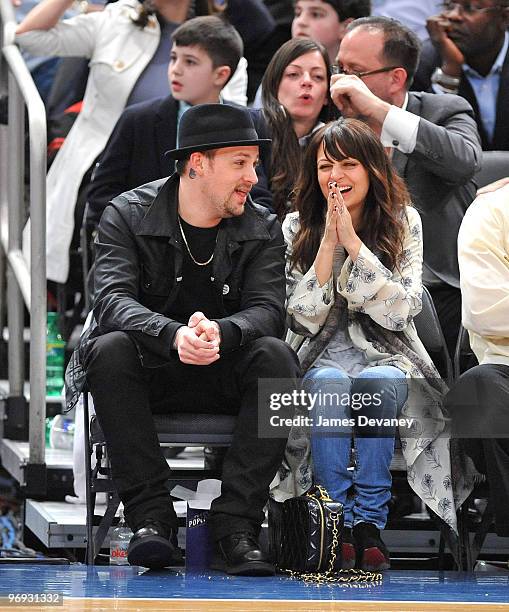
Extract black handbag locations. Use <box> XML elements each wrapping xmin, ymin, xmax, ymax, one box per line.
<box><xmin>269</xmin><ymin>485</ymin><xmax>382</xmax><ymax>584</ymax></box>
<box><xmin>269</xmin><ymin>485</ymin><xmax>344</xmax><ymax>574</ymax></box>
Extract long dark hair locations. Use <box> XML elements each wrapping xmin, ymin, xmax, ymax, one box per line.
<box><xmin>261</xmin><ymin>38</ymin><xmax>336</xmax><ymax>221</ymax></box>
<box><xmin>291</xmin><ymin>118</ymin><xmax>411</xmax><ymax>274</ymax></box>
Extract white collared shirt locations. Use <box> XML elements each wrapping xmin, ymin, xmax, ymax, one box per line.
<box><xmin>380</xmin><ymin>92</ymin><xmax>420</xmax><ymax>154</ymax></box>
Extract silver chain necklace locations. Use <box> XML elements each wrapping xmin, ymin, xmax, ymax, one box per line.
<box><xmin>178</xmin><ymin>216</ymin><xmax>216</xmax><ymax>267</ymax></box>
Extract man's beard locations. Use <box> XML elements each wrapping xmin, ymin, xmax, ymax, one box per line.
<box><xmin>217</xmin><ymin>191</ymin><xmax>247</xmax><ymax>218</ymax></box>
<box><xmin>223</xmin><ymin>197</ymin><xmax>246</xmax><ymax>218</ymax></box>
<box><xmin>223</xmin><ymin>185</ymin><xmax>251</xmax><ymax>217</ymax></box>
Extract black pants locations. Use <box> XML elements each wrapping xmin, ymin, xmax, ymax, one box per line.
<box><xmin>84</xmin><ymin>331</ymin><xmax>300</xmax><ymax>541</ymax></box>
<box><xmin>428</xmin><ymin>284</ymin><xmax>462</xmax><ymax>360</ymax></box>
<box><xmin>445</xmin><ymin>364</ymin><xmax>509</xmax><ymax>536</ymax></box>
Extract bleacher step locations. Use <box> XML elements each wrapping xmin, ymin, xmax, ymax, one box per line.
<box><xmin>24</xmin><ymin>499</ymin><xmax>188</xmax><ymax>550</ymax></box>
<box><xmin>0</xmin><ymin>439</ymin><xmax>205</xmax><ymax>487</ymax></box>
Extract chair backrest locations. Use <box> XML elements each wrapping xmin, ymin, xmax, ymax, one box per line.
<box><xmin>83</xmin><ymin>393</ymin><xmax>236</xmax><ymax>564</ymax></box>
<box><xmin>453</xmin><ymin>324</ymin><xmax>478</xmax><ymax>381</ymax></box>
<box><xmin>414</xmin><ymin>286</ymin><xmax>453</xmax><ymax>385</ymax></box>
<box><xmin>474</xmin><ymin>151</ymin><xmax>509</xmax><ymax>189</ymax></box>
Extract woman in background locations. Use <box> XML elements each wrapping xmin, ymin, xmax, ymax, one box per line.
<box><xmin>250</xmin><ymin>37</ymin><xmax>336</xmax><ymax>219</ymax></box>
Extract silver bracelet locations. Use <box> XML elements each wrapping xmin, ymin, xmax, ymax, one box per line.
<box><xmin>431</xmin><ymin>67</ymin><xmax>461</xmax><ymax>90</ymax></box>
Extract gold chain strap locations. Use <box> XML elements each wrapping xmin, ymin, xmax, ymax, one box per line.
<box><xmin>284</xmin><ymin>485</ymin><xmax>383</xmax><ymax>586</ymax></box>
<box><xmin>328</xmin><ymin>509</ymin><xmax>340</xmax><ymax>574</ymax></box>
<box><xmin>307</xmin><ymin>484</ymin><xmax>332</xmax><ymax>502</ymax></box>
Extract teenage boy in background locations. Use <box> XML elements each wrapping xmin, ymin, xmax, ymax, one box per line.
<box><xmin>292</xmin><ymin>0</ymin><xmax>371</xmax><ymax>64</ymax></box>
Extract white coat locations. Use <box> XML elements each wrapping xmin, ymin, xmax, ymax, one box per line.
<box><xmin>16</xmin><ymin>0</ymin><xmax>248</xmax><ymax>282</ymax></box>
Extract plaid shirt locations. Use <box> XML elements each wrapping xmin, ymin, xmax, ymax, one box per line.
<box><xmin>64</xmin><ymin>319</ymin><xmax>94</xmax><ymax>412</ymax></box>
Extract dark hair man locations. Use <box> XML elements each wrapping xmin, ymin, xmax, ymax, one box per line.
<box><xmin>414</xmin><ymin>0</ymin><xmax>509</xmax><ymax>151</ymax></box>
<box><xmin>73</xmin><ymin>104</ymin><xmax>301</xmax><ymax>575</ymax></box>
<box><xmin>329</xmin><ymin>15</ymin><xmax>482</xmax><ymax>356</ymax></box>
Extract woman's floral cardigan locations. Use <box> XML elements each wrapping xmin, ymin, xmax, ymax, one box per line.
<box><xmin>269</xmin><ymin>206</ymin><xmax>474</xmax><ymax>534</ymax></box>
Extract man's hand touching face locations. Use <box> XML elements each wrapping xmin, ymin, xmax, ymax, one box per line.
<box><xmin>330</xmin><ymin>72</ymin><xmax>391</xmax><ymax>129</ymax></box>
<box><xmin>426</xmin><ymin>12</ymin><xmax>465</xmax><ymax>76</ymax></box>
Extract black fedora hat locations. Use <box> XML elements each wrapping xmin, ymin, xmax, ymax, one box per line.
<box><xmin>165</xmin><ymin>104</ymin><xmax>271</xmax><ymax>160</ymax></box>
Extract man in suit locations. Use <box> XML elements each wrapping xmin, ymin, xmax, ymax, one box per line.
<box><xmin>86</xmin><ymin>15</ymin><xmax>243</xmax><ymax>227</ymax></box>
<box><xmin>330</xmin><ymin>16</ymin><xmax>482</xmax><ymax>357</ymax></box>
<box><xmin>413</xmin><ymin>0</ymin><xmax>509</xmax><ymax>151</ymax></box>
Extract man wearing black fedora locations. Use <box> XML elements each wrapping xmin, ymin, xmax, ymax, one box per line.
<box><xmin>79</xmin><ymin>103</ymin><xmax>300</xmax><ymax>575</ymax></box>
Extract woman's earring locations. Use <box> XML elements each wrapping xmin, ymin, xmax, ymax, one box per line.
<box><xmin>189</xmin><ymin>168</ymin><xmax>196</xmax><ymax>179</ymax></box>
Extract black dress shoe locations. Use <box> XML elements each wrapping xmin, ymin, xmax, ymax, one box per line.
<box><xmin>210</xmin><ymin>532</ymin><xmax>275</xmax><ymax>576</ymax></box>
<box><xmin>127</xmin><ymin>522</ymin><xmax>182</xmax><ymax>569</ymax></box>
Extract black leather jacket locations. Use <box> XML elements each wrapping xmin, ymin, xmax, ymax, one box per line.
<box><xmin>87</xmin><ymin>173</ymin><xmax>286</xmax><ymax>366</ymax></box>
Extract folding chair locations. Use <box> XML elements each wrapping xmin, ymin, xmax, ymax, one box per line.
<box><xmin>83</xmin><ymin>389</ymin><xmax>237</xmax><ymax>564</ymax></box>
<box><xmin>414</xmin><ymin>285</ymin><xmax>453</xmax><ymax>386</ymax></box>
<box><xmin>388</xmin><ymin>286</ymin><xmax>457</xmax><ymax>567</ymax></box>
<box><xmin>450</xmin><ymin>326</ymin><xmax>491</xmax><ymax>571</ymax></box>
<box><xmin>453</xmin><ymin>325</ymin><xmax>478</xmax><ymax>381</ymax></box>
<box><xmin>474</xmin><ymin>150</ymin><xmax>509</xmax><ymax>189</ymax></box>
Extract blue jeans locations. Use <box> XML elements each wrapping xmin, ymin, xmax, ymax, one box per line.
<box><xmin>304</xmin><ymin>365</ymin><xmax>408</xmax><ymax>529</ymax></box>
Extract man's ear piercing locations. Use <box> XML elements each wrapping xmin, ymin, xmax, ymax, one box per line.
<box><xmin>189</xmin><ymin>168</ymin><xmax>197</xmax><ymax>179</ymax></box>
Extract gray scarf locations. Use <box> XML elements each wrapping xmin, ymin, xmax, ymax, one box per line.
<box><xmin>300</xmin><ymin>294</ymin><xmax>447</xmax><ymax>395</ymax></box>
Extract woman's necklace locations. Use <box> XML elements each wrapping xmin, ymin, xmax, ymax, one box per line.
<box><xmin>178</xmin><ymin>216</ymin><xmax>216</xmax><ymax>267</ymax></box>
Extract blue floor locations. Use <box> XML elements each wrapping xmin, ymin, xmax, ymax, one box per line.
<box><xmin>0</xmin><ymin>565</ymin><xmax>509</xmax><ymax>604</ymax></box>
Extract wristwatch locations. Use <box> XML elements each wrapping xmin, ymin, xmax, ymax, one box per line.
<box><xmin>431</xmin><ymin>67</ymin><xmax>460</xmax><ymax>93</ymax></box>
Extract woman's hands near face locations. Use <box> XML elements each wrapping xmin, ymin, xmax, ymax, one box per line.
<box><xmin>322</xmin><ymin>183</ymin><xmax>340</xmax><ymax>249</ymax></box>
<box><xmin>320</xmin><ymin>180</ymin><xmax>362</xmax><ymax>262</ymax></box>
<box><xmin>328</xmin><ymin>181</ymin><xmax>355</xmax><ymax>245</ymax></box>
<box><xmin>329</xmin><ymin>181</ymin><xmax>362</xmax><ymax>260</ymax></box>
<box><xmin>322</xmin><ymin>180</ymin><xmax>356</xmax><ymax>248</ymax></box>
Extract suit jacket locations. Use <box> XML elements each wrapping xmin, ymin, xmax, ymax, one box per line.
<box><xmin>395</xmin><ymin>92</ymin><xmax>482</xmax><ymax>288</ymax></box>
<box><xmin>87</xmin><ymin>95</ymin><xmax>178</xmax><ymax>226</ymax></box>
<box><xmin>87</xmin><ymin>96</ymin><xmax>274</xmax><ymax>226</ymax></box>
<box><xmin>413</xmin><ymin>39</ymin><xmax>509</xmax><ymax>151</ymax></box>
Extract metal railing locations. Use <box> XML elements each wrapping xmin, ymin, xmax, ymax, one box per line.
<box><xmin>1</xmin><ymin>0</ymin><xmax>47</xmax><ymax>492</ymax></box>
